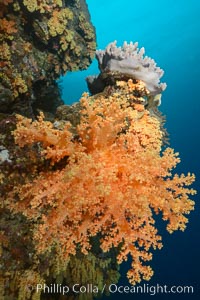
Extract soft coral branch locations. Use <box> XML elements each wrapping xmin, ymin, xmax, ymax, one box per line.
<box><xmin>8</xmin><ymin>80</ymin><xmax>196</xmax><ymax>285</ymax></box>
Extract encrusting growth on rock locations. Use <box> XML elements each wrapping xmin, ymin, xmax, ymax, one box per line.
<box><xmin>0</xmin><ymin>0</ymin><xmax>96</xmax><ymax>115</ymax></box>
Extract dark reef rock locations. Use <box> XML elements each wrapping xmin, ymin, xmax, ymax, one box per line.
<box><xmin>0</xmin><ymin>0</ymin><xmax>96</xmax><ymax>116</ymax></box>
<box><xmin>56</xmin><ymin>102</ymin><xmax>81</xmax><ymax>124</ymax></box>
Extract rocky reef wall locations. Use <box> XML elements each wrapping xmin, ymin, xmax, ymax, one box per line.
<box><xmin>0</xmin><ymin>0</ymin><xmax>96</xmax><ymax>116</ymax></box>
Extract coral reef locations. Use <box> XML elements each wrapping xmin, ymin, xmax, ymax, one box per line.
<box><xmin>0</xmin><ymin>3</ymin><xmax>196</xmax><ymax>294</ymax></box>
<box><xmin>0</xmin><ymin>111</ymin><xmax>119</xmax><ymax>300</ymax></box>
<box><xmin>0</xmin><ymin>77</ymin><xmax>196</xmax><ymax>298</ymax></box>
<box><xmin>87</xmin><ymin>41</ymin><xmax>169</xmax><ymax>143</ymax></box>
<box><xmin>0</xmin><ymin>0</ymin><xmax>96</xmax><ymax>115</ymax></box>
<box><xmin>86</xmin><ymin>41</ymin><xmax>166</xmax><ymax>96</ymax></box>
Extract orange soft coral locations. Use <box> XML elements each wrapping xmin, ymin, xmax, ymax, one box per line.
<box><xmin>14</xmin><ymin>112</ymin><xmax>81</xmax><ymax>163</ymax></box>
<box><xmin>8</xmin><ymin>81</ymin><xmax>196</xmax><ymax>285</ymax></box>
<box><xmin>0</xmin><ymin>18</ymin><xmax>17</xmax><ymax>38</ymax></box>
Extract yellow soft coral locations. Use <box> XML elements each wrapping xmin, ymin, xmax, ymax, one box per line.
<box><xmin>12</xmin><ymin>74</ymin><xmax>28</xmax><ymax>98</ymax></box>
<box><xmin>0</xmin><ymin>42</ymin><xmax>11</xmax><ymax>61</ymax></box>
<box><xmin>78</xmin><ymin>12</ymin><xmax>96</xmax><ymax>40</ymax></box>
<box><xmin>60</xmin><ymin>29</ymin><xmax>74</xmax><ymax>51</ymax></box>
<box><xmin>23</xmin><ymin>0</ymin><xmax>38</xmax><ymax>12</ymax></box>
<box><xmin>8</xmin><ymin>80</ymin><xmax>196</xmax><ymax>285</ymax></box>
<box><xmin>48</xmin><ymin>8</ymin><xmax>73</xmax><ymax>37</ymax></box>
<box><xmin>17</xmin><ymin>270</ymin><xmax>45</xmax><ymax>300</ymax></box>
<box><xmin>23</xmin><ymin>0</ymin><xmax>63</xmax><ymax>13</ymax></box>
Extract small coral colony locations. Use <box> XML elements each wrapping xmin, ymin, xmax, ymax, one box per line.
<box><xmin>0</xmin><ymin>1</ymin><xmax>196</xmax><ymax>299</ymax></box>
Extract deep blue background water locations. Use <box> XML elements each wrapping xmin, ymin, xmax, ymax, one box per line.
<box><xmin>61</xmin><ymin>0</ymin><xmax>200</xmax><ymax>299</ymax></box>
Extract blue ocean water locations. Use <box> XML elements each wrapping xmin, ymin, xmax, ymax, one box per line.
<box><xmin>62</xmin><ymin>0</ymin><xmax>200</xmax><ymax>299</ymax></box>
